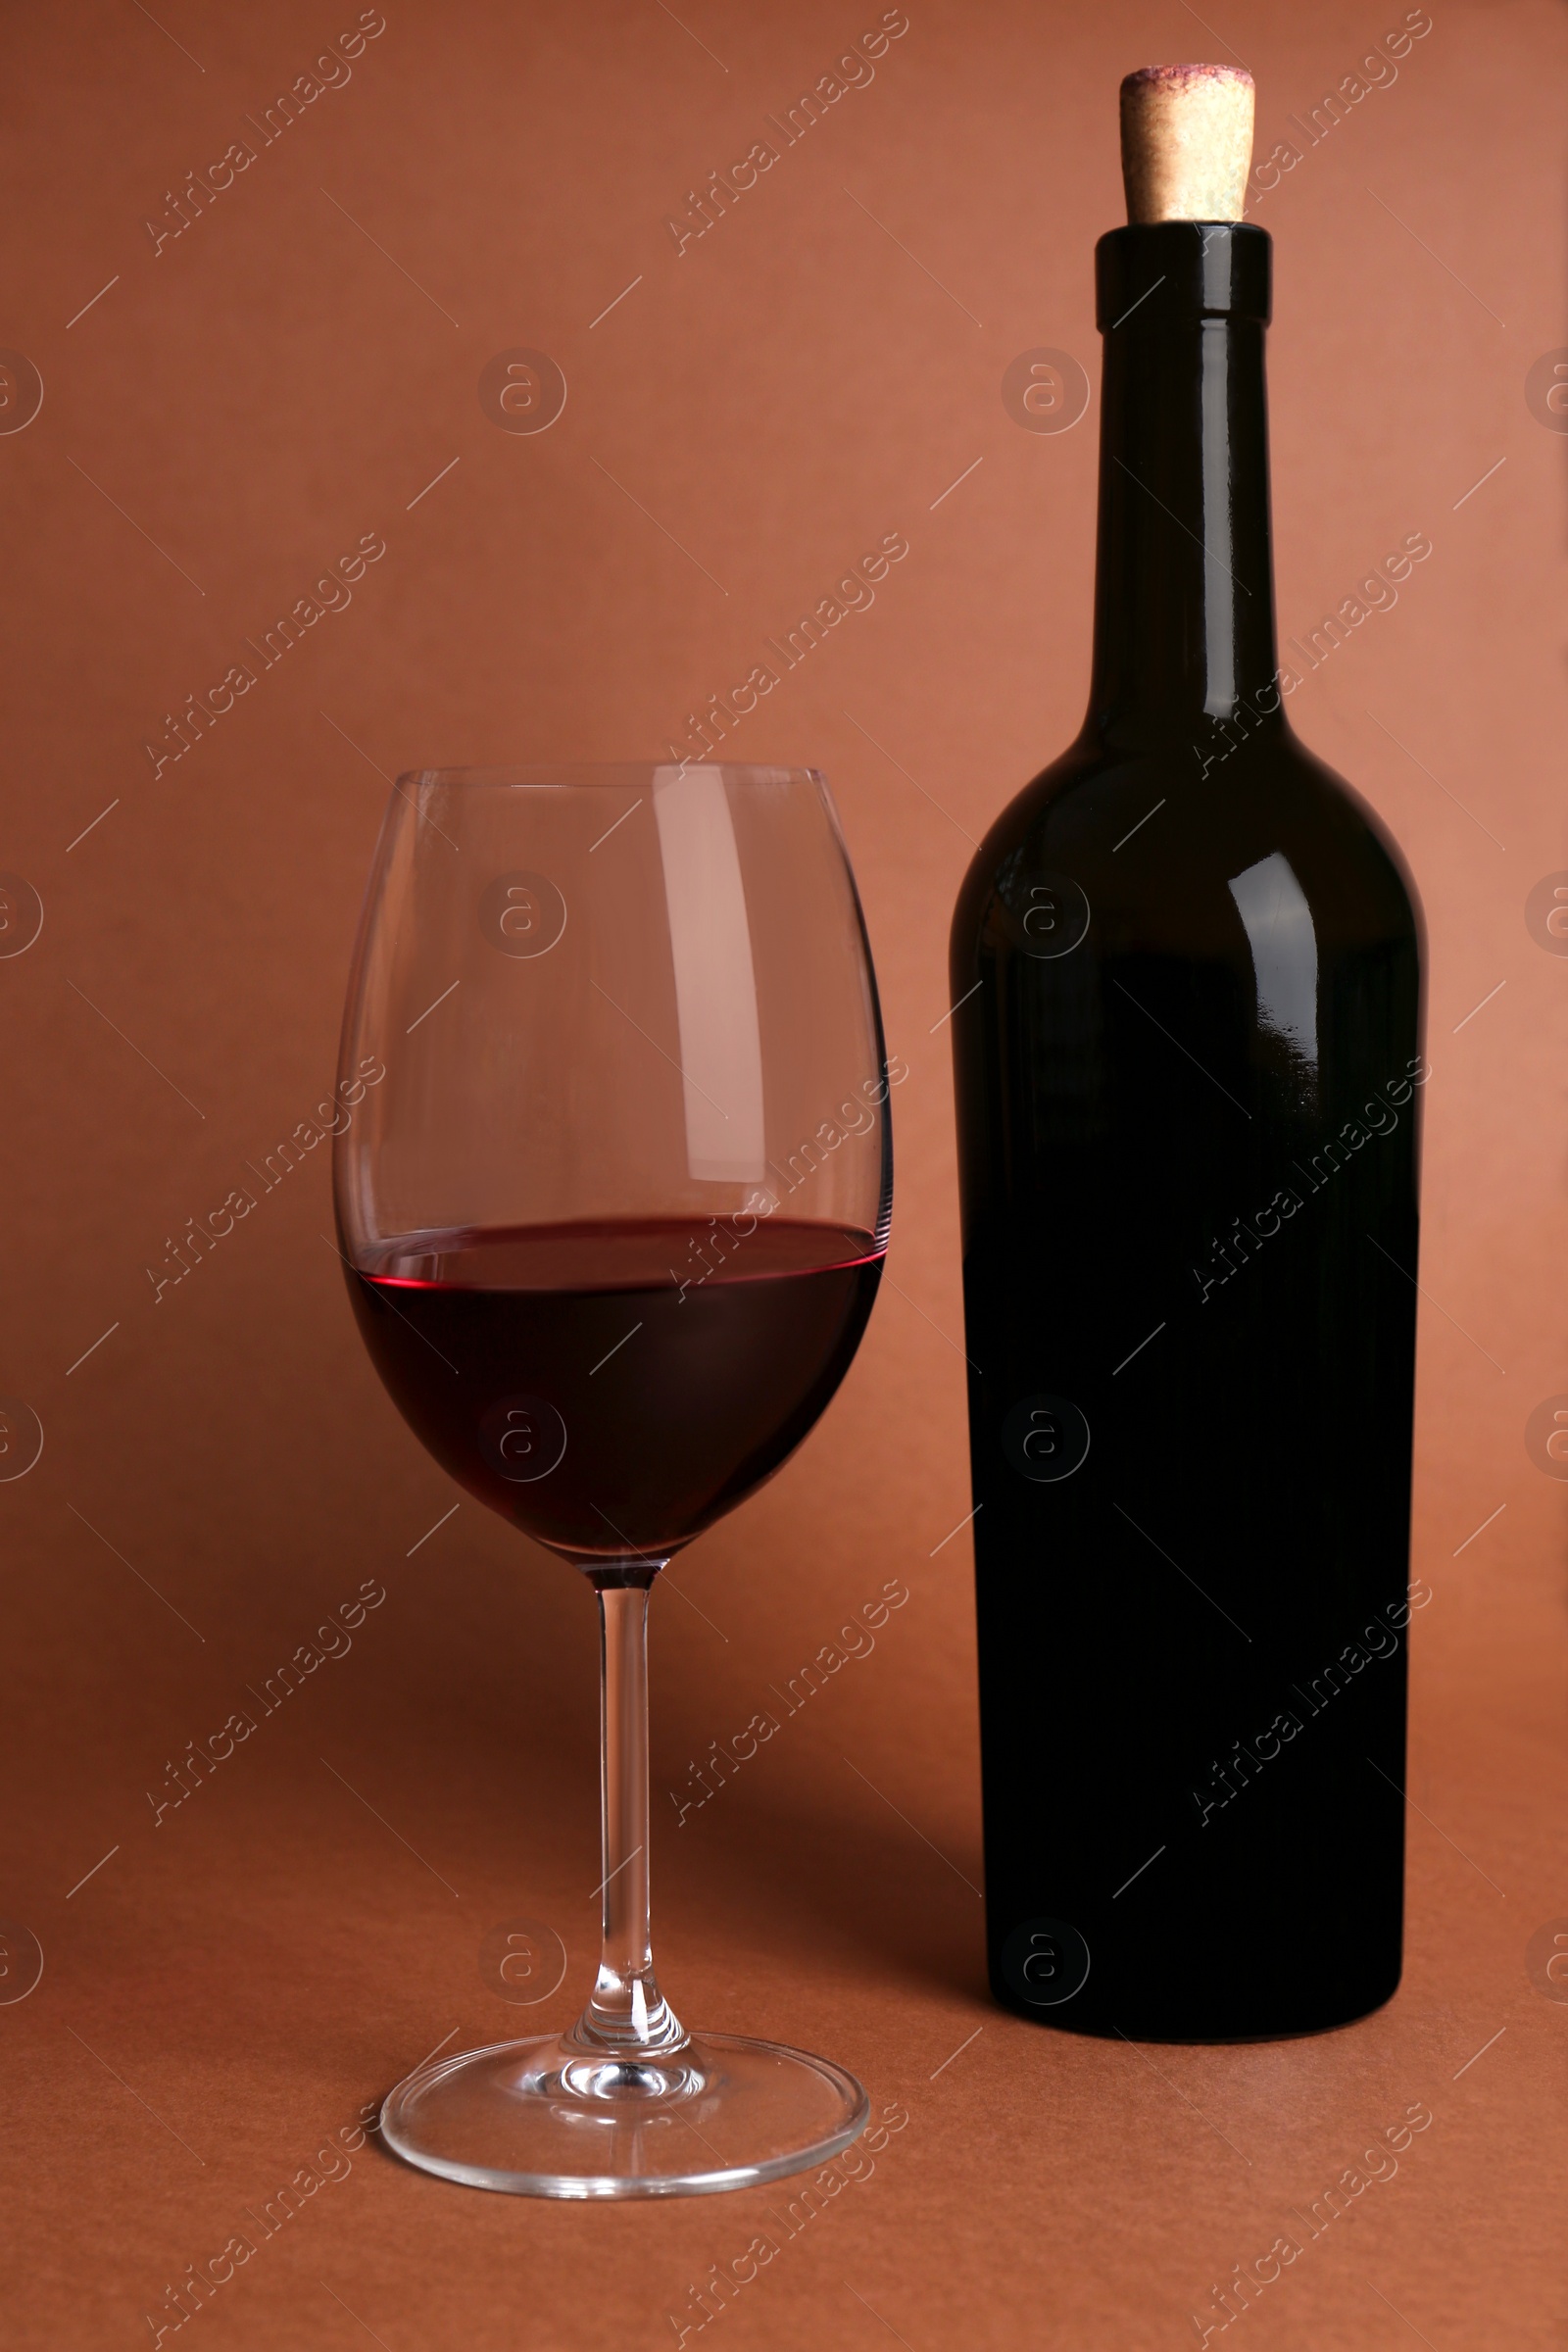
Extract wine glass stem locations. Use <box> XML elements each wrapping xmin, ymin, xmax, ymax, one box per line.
<box><xmin>570</xmin><ymin>1566</ymin><xmax>686</xmax><ymax>2056</ymax></box>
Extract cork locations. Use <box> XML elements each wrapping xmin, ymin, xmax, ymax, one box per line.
<box><xmin>1119</xmin><ymin>65</ymin><xmax>1254</xmax><ymax>223</ymax></box>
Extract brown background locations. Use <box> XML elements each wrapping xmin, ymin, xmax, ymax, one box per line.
<box><xmin>3</xmin><ymin>0</ymin><xmax>1565</xmax><ymax>2343</ymax></box>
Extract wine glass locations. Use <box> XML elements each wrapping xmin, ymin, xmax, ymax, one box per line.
<box><xmin>333</xmin><ymin>762</ymin><xmax>892</xmax><ymax>2198</ymax></box>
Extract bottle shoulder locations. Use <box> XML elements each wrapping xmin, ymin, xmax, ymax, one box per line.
<box><xmin>952</xmin><ymin>721</ymin><xmax>1424</xmax><ymax>968</ymax></box>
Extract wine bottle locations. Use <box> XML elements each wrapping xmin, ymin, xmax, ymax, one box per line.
<box><xmin>950</xmin><ymin>65</ymin><xmax>1424</xmax><ymax>2040</ymax></box>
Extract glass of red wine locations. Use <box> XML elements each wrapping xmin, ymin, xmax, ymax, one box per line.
<box><xmin>333</xmin><ymin>762</ymin><xmax>892</xmax><ymax>2197</ymax></box>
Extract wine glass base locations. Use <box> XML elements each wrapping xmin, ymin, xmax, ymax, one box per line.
<box><xmin>379</xmin><ymin>2030</ymin><xmax>869</xmax><ymax>2199</ymax></box>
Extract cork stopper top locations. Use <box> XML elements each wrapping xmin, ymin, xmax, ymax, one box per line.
<box><xmin>1120</xmin><ymin>64</ymin><xmax>1254</xmax><ymax>223</ymax></box>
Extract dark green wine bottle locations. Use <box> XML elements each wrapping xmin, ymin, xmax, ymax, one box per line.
<box><xmin>950</xmin><ymin>180</ymin><xmax>1424</xmax><ymax>2038</ymax></box>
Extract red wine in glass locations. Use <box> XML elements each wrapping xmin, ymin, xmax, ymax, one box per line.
<box><xmin>349</xmin><ymin>1217</ymin><xmax>884</xmax><ymax>1559</ymax></box>
<box><xmin>333</xmin><ymin>761</ymin><xmax>892</xmax><ymax>2198</ymax></box>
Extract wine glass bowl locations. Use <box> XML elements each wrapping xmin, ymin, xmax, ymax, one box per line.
<box><xmin>333</xmin><ymin>762</ymin><xmax>891</xmax><ymax>2195</ymax></box>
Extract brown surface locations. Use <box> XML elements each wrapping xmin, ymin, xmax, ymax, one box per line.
<box><xmin>2</xmin><ymin>1</ymin><xmax>1565</xmax><ymax>2344</ymax></box>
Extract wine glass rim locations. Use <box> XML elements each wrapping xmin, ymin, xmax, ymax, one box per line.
<box><xmin>394</xmin><ymin>761</ymin><xmax>828</xmax><ymax>791</ymax></box>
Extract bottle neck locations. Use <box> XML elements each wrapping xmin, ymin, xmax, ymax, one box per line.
<box><xmin>1086</xmin><ymin>223</ymin><xmax>1283</xmax><ymax>748</ymax></box>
